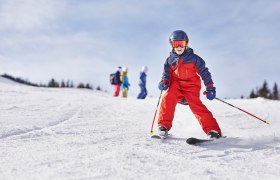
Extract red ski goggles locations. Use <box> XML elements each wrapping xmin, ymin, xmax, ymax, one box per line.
<box><xmin>171</xmin><ymin>40</ymin><xmax>187</xmax><ymax>48</ymax></box>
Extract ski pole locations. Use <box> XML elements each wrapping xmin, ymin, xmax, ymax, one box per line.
<box><xmin>150</xmin><ymin>90</ymin><xmax>163</xmax><ymax>135</ymax></box>
<box><xmin>215</xmin><ymin>97</ymin><xmax>270</xmax><ymax>125</ymax></box>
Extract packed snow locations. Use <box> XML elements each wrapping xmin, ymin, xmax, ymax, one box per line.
<box><xmin>0</xmin><ymin>76</ymin><xmax>280</xmax><ymax>180</ymax></box>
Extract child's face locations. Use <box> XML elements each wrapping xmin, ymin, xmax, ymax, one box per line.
<box><xmin>174</xmin><ymin>46</ymin><xmax>185</xmax><ymax>55</ymax></box>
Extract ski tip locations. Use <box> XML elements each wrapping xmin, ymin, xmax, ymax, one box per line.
<box><xmin>186</xmin><ymin>137</ymin><xmax>197</xmax><ymax>145</ymax></box>
<box><xmin>151</xmin><ymin>134</ymin><xmax>162</xmax><ymax>139</ymax></box>
<box><xmin>186</xmin><ymin>137</ymin><xmax>214</xmax><ymax>145</ymax></box>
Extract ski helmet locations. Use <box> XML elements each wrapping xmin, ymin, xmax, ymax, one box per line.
<box><xmin>141</xmin><ymin>66</ymin><xmax>148</xmax><ymax>72</ymax></box>
<box><xmin>117</xmin><ymin>66</ymin><xmax>122</xmax><ymax>71</ymax></box>
<box><xmin>169</xmin><ymin>30</ymin><xmax>189</xmax><ymax>43</ymax></box>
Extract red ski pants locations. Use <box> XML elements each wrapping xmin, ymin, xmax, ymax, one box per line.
<box><xmin>158</xmin><ymin>86</ymin><xmax>221</xmax><ymax>134</ymax></box>
<box><xmin>114</xmin><ymin>84</ymin><xmax>121</xmax><ymax>96</ymax></box>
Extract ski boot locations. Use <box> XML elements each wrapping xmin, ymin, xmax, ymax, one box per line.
<box><xmin>158</xmin><ymin>126</ymin><xmax>168</xmax><ymax>137</ymax></box>
<box><xmin>207</xmin><ymin>130</ymin><xmax>222</xmax><ymax>139</ymax></box>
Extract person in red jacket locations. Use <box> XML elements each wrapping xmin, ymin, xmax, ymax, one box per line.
<box><xmin>157</xmin><ymin>30</ymin><xmax>222</xmax><ymax>139</ymax></box>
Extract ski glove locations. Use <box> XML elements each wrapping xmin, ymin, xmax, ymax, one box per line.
<box><xmin>158</xmin><ymin>80</ymin><xmax>169</xmax><ymax>91</ymax></box>
<box><xmin>205</xmin><ymin>86</ymin><xmax>216</xmax><ymax>100</ymax></box>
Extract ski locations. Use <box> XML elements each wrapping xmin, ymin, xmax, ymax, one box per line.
<box><xmin>151</xmin><ymin>134</ymin><xmax>168</xmax><ymax>140</ymax></box>
<box><xmin>186</xmin><ymin>137</ymin><xmax>214</xmax><ymax>145</ymax></box>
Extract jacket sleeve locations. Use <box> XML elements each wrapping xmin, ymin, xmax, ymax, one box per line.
<box><xmin>195</xmin><ymin>55</ymin><xmax>214</xmax><ymax>86</ymax></box>
<box><xmin>161</xmin><ymin>58</ymin><xmax>171</xmax><ymax>81</ymax></box>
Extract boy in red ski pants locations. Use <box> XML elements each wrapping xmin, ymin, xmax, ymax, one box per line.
<box><xmin>157</xmin><ymin>30</ymin><xmax>222</xmax><ymax>139</ymax></box>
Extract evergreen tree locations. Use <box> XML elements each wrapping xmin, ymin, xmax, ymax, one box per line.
<box><xmin>85</xmin><ymin>83</ymin><xmax>92</xmax><ymax>89</ymax></box>
<box><xmin>249</xmin><ymin>89</ymin><xmax>257</xmax><ymax>98</ymax></box>
<box><xmin>272</xmin><ymin>82</ymin><xmax>279</xmax><ymax>100</ymax></box>
<box><xmin>48</xmin><ymin>78</ymin><xmax>59</xmax><ymax>87</ymax></box>
<box><xmin>96</xmin><ymin>86</ymin><xmax>101</xmax><ymax>91</ymax></box>
<box><xmin>61</xmin><ymin>80</ymin><xmax>66</xmax><ymax>88</ymax></box>
<box><xmin>77</xmin><ymin>83</ymin><xmax>85</xmax><ymax>88</ymax></box>
<box><xmin>258</xmin><ymin>80</ymin><xmax>270</xmax><ymax>98</ymax></box>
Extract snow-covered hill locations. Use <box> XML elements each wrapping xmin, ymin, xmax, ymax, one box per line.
<box><xmin>0</xmin><ymin>77</ymin><xmax>280</xmax><ymax>180</ymax></box>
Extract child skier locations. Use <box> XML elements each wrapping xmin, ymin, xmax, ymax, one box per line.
<box><xmin>137</xmin><ymin>66</ymin><xmax>148</xmax><ymax>99</ymax></box>
<box><xmin>157</xmin><ymin>30</ymin><xmax>222</xmax><ymax>139</ymax></box>
<box><xmin>120</xmin><ymin>67</ymin><xmax>130</xmax><ymax>97</ymax></box>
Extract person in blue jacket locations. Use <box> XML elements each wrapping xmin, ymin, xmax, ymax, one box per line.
<box><xmin>121</xmin><ymin>67</ymin><xmax>130</xmax><ymax>97</ymax></box>
<box><xmin>157</xmin><ymin>30</ymin><xmax>221</xmax><ymax>138</ymax></box>
<box><xmin>137</xmin><ymin>66</ymin><xmax>148</xmax><ymax>99</ymax></box>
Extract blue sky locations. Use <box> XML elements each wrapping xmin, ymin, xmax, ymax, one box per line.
<box><xmin>0</xmin><ymin>0</ymin><xmax>280</xmax><ymax>98</ymax></box>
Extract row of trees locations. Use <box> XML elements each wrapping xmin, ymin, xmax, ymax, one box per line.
<box><xmin>249</xmin><ymin>80</ymin><xmax>279</xmax><ymax>100</ymax></box>
<box><xmin>47</xmin><ymin>78</ymin><xmax>102</xmax><ymax>90</ymax></box>
<box><xmin>2</xmin><ymin>73</ymin><xmax>40</xmax><ymax>87</ymax></box>
<box><xmin>1</xmin><ymin>74</ymin><xmax>103</xmax><ymax>91</ymax></box>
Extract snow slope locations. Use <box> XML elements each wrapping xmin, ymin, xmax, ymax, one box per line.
<box><xmin>0</xmin><ymin>76</ymin><xmax>280</xmax><ymax>180</ymax></box>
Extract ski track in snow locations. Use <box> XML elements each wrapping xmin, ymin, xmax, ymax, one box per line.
<box><xmin>0</xmin><ymin>77</ymin><xmax>280</xmax><ymax>180</ymax></box>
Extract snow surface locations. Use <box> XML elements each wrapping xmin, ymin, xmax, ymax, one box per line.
<box><xmin>0</xmin><ymin>76</ymin><xmax>280</xmax><ymax>180</ymax></box>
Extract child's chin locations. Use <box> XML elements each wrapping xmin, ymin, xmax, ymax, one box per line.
<box><xmin>176</xmin><ymin>51</ymin><xmax>184</xmax><ymax>55</ymax></box>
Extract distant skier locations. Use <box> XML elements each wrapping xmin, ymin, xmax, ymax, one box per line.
<box><xmin>120</xmin><ymin>67</ymin><xmax>130</xmax><ymax>97</ymax></box>
<box><xmin>113</xmin><ymin>66</ymin><xmax>122</xmax><ymax>97</ymax></box>
<box><xmin>157</xmin><ymin>30</ymin><xmax>222</xmax><ymax>139</ymax></box>
<box><xmin>137</xmin><ymin>66</ymin><xmax>148</xmax><ymax>99</ymax></box>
